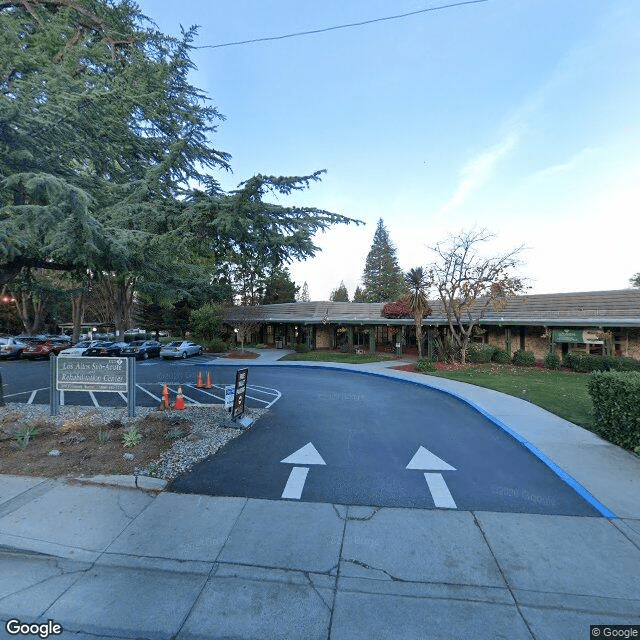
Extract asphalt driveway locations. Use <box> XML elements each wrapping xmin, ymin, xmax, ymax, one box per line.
<box><xmin>168</xmin><ymin>367</ymin><xmax>601</xmax><ymax>516</ymax></box>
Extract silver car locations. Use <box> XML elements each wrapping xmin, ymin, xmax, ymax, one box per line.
<box><xmin>57</xmin><ymin>340</ymin><xmax>102</xmax><ymax>357</ymax></box>
<box><xmin>160</xmin><ymin>340</ymin><xmax>203</xmax><ymax>359</ymax></box>
<box><xmin>0</xmin><ymin>337</ymin><xmax>27</xmax><ymax>359</ymax></box>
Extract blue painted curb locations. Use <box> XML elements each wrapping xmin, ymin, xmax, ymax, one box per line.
<box><xmin>216</xmin><ymin>361</ymin><xmax>618</xmax><ymax>519</ymax></box>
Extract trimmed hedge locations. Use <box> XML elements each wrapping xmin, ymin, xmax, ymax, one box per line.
<box><xmin>563</xmin><ymin>352</ymin><xmax>640</xmax><ymax>373</ymax></box>
<box><xmin>588</xmin><ymin>371</ymin><xmax>640</xmax><ymax>452</ymax></box>
<box><xmin>466</xmin><ymin>345</ymin><xmax>495</xmax><ymax>363</ymax></box>
<box><xmin>512</xmin><ymin>349</ymin><xmax>535</xmax><ymax>366</ymax></box>
<box><xmin>416</xmin><ymin>357</ymin><xmax>436</xmax><ymax>373</ymax></box>
<box><xmin>544</xmin><ymin>352</ymin><xmax>561</xmax><ymax>370</ymax></box>
<box><xmin>493</xmin><ymin>348</ymin><xmax>511</xmax><ymax>364</ymax></box>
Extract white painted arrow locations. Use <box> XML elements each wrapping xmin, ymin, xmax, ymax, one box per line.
<box><xmin>406</xmin><ymin>446</ymin><xmax>456</xmax><ymax>471</ymax></box>
<box><xmin>281</xmin><ymin>443</ymin><xmax>326</xmax><ymax>500</ymax></box>
<box><xmin>406</xmin><ymin>446</ymin><xmax>457</xmax><ymax>509</ymax></box>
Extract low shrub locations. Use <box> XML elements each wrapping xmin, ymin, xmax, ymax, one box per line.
<box><xmin>466</xmin><ymin>344</ymin><xmax>495</xmax><ymax>363</ymax></box>
<box><xmin>493</xmin><ymin>348</ymin><xmax>511</xmax><ymax>364</ymax></box>
<box><xmin>572</xmin><ymin>353</ymin><xmax>608</xmax><ymax>373</ymax></box>
<box><xmin>562</xmin><ymin>352</ymin><xmax>640</xmax><ymax>373</ymax></box>
<box><xmin>512</xmin><ymin>349</ymin><xmax>535</xmax><ymax>366</ymax></box>
<box><xmin>199</xmin><ymin>337</ymin><xmax>227</xmax><ymax>353</ymax></box>
<box><xmin>544</xmin><ymin>352</ymin><xmax>561</xmax><ymax>370</ymax></box>
<box><xmin>294</xmin><ymin>343</ymin><xmax>310</xmax><ymax>353</ymax></box>
<box><xmin>588</xmin><ymin>371</ymin><xmax>640</xmax><ymax>452</ymax></box>
<box><xmin>416</xmin><ymin>357</ymin><xmax>436</xmax><ymax>373</ymax></box>
<box><xmin>608</xmin><ymin>356</ymin><xmax>640</xmax><ymax>372</ymax></box>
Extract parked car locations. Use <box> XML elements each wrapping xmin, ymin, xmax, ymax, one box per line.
<box><xmin>84</xmin><ymin>341</ymin><xmax>128</xmax><ymax>357</ymax></box>
<box><xmin>120</xmin><ymin>340</ymin><xmax>162</xmax><ymax>360</ymax></box>
<box><xmin>57</xmin><ymin>340</ymin><xmax>102</xmax><ymax>357</ymax></box>
<box><xmin>0</xmin><ymin>337</ymin><xmax>27</xmax><ymax>359</ymax></box>
<box><xmin>21</xmin><ymin>338</ymin><xmax>70</xmax><ymax>359</ymax></box>
<box><xmin>160</xmin><ymin>340</ymin><xmax>203</xmax><ymax>359</ymax></box>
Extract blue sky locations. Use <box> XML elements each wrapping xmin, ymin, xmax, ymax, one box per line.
<box><xmin>137</xmin><ymin>0</ymin><xmax>639</xmax><ymax>300</ymax></box>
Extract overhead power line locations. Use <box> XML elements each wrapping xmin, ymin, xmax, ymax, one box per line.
<box><xmin>196</xmin><ymin>0</ymin><xmax>490</xmax><ymax>50</ymax></box>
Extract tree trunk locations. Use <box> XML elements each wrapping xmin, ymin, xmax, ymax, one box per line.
<box><xmin>14</xmin><ymin>291</ymin><xmax>44</xmax><ymax>335</ymax></box>
<box><xmin>415</xmin><ymin>317</ymin><xmax>423</xmax><ymax>359</ymax></box>
<box><xmin>71</xmin><ymin>291</ymin><xmax>85</xmax><ymax>343</ymax></box>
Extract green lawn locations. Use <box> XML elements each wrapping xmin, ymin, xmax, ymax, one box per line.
<box><xmin>279</xmin><ymin>351</ymin><xmax>391</xmax><ymax>364</ymax></box>
<box><xmin>427</xmin><ymin>365</ymin><xmax>593</xmax><ymax>428</ymax></box>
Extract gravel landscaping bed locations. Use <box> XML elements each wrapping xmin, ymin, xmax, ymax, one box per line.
<box><xmin>0</xmin><ymin>403</ymin><xmax>265</xmax><ymax>481</ymax></box>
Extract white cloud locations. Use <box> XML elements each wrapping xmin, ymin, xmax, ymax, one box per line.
<box><xmin>534</xmin><ymin>147</ymin><xmax>598</xmax><ymax>178</ymax></box>
<box><xmin>439</xmin><ymin>131</ymin><xmax>519</xmax><ymax>216</ymax></box>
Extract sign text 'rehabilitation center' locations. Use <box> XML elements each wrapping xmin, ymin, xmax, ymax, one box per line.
<box><xmin>56</xmin><ymin>357</ymin><xmax>128</xmax><ymax>392</ymax></box>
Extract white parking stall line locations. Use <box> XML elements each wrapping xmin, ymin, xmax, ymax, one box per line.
<box><xmin>4</xmin><ymin>388</ymin><xmax>48</xmax><ymax>403</ymax></box>
<box><xmin>89</xmin><ymin>391</ymin><xmax>100</xmax><ymax>408</ymax></box>
<box><xmin>168</xmin><ymin>386</ymin><xmax>202</xmax><ymax>405</ymax></box>
<box><xmin>173</xmin><ymin>357</ymin><xmax>216</xmax><ymax>367</ymax></box>
<box><xmin>192</xmin><ymin>383</ymin><xmax>280</xmax><ymax>408</ymax></box>
<box><xmin>136</xmin><ymin>384</ymin><xmax>162</xmax><ymax>402</ymax></box>
<box><xmin>246</xmin><ymin>383</ymin><xmax>280</xmax><ymax>395</ymax></box>
<box><xmin>184</xmin><ymin>385</ymin><xmax>225</xmax><ymax>403</ymax></box>
<box><xmin>259</xmin><ymin>387</ymin><xmax>282</xmax><ymax>409</ymax></box>
<box><xmin>244</xmin><ymin>392</ymin><xmax>274</xmax><ymax>406</ymax></box>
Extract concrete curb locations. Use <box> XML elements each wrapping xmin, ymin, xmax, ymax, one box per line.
<box><xmin>75</xmin><ymin>474</ymin><xmax>167</xmax><ymax>491</ymax></box>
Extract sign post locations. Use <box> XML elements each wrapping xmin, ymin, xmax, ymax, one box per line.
<box><xmin>231</xmin><ymin>367</ymin><xmax>248</xmax><ymax>421</ymax></box>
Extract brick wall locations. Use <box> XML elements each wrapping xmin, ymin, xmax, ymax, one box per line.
<box><xmin>486</xmin><ymin>328</ymin><xmax>508</xmax><ymax>350</ymax></box>
<box><xmin>625</xmin><ymin>329</ymin><xmax>640</xmax><ymax>358</ymax></box>
<box><xmin>525</xmin><ymin>328</ymin><xmax>551</xmax><ymax>359</ymax></box>
<box><xmin>315</xmin><ymin>327</ymin><xmax>332</xmax><ymax>349</ymax></box>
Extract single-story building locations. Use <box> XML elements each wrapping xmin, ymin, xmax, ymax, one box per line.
<box><xmin>224</xmin><ymin>289</ymin><xmax>640</xmax><ymax>360</ymax></box>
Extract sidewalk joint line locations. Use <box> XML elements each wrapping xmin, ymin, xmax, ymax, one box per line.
<box><xmin>471</xmin><ymin>511</ymin><xmax>537</xmax><ymax>640</ymax></box>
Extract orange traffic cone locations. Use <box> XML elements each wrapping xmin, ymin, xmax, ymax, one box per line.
<box><xmin>174</xmin><ymin>385</ymin><xmax>185</xmax><ymax>410</ymax></box>
<box><xmin>204</xmin><ymin>371</ymin><xmax>212</xmax><ymax>389</ymax></box>
<box><xmin>196</xmin><ymin>371</ymin><xmax>203</xmax><ymax>388</ymax></box>
<box><xmin>161</xmin><ymin>384</ymin><xmax>171</xmax><ymax>410</ymax></box>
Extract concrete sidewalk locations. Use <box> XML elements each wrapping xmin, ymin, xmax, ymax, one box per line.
<box><xmin>1</xmin><ymin>350</ymin><xmax>640</xmax><ymax>639</ymax></box>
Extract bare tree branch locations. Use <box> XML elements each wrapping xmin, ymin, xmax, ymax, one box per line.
<box><xmin>428</xmin><ymin>228</ymin><xmax>528</xmax><ymax>363</ymax></box>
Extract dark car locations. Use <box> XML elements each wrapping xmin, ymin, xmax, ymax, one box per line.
<box><xmin>120</xmin><ymin>340</ymin><xmax>162</xmax><ymax>360</ymax></box>
<box><xmin>21</xmin><ymin>338</ymin><xmax>70</xmax><ymax>359</ymax></box>
<box><xmin>84</xmin><ymin>341</ymin><xmax>128</xmax><ymax>357</ymax></box>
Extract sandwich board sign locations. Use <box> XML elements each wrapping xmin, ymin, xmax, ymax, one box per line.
<box><xmin>231</xmin><ymin>368</ymin><xmax>248</xmax><ymax>420</ymax></box>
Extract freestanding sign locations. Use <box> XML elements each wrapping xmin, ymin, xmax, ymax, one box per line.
<box><xmin>231</xmin><ymin>367</ymin><xmax>248</xmax><ymax>421</ymax></box>
<box><xmin>50</xmin><ymin>356</ymin><xmax>136</xmax><ymax>417</ymax></box>
<box><xmin>56</xmin><ymin>357</ymin><xmax>128</xmax><ymax>391</ymax></box>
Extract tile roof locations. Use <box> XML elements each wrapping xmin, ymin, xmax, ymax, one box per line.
<box><xmin>225</xmin><ymin>289</ymin><xmax>640</xmax><ymax>327</ymax></box>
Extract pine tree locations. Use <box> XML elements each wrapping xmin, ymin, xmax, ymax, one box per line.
<box><xmin>353</xmin><ymin>285</ymin><xmax>366</xmax><ymax>302</ymax></box>
<box><xmin>361</xmin><ymin>219</ymin><xmax>407</xmax><ymax>302</ymax></box>
<box><xmin>297</xmin><ymin>282</ymin><xmax>311</xmax><ymax>302</ymax></box>
<box><xmin>330</xmin><ymin>281</ymin><xmax>350</xmax><ymax>302</ymax></box>
<box><xmin>262</xmin><ymin>267</ymin><xmax>299</xmax><ymax>304</ymax></box>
